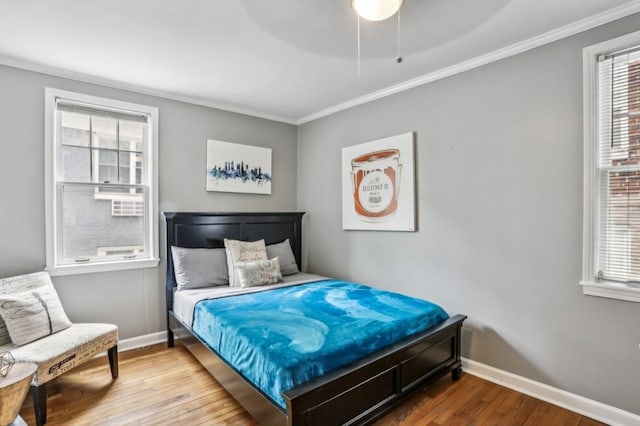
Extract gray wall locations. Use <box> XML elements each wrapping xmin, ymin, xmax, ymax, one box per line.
<box><xmin>1</xmin><ymin>11</ymin><xmax>639</xmax><ymax>417</ymax></box>
<box><xmin>297</xmin><ymin>14</ymin><xmax>640</xmax><ymax>415</ymax></box>
<box><xmin>0</xmin><ymin>65</ymin><xmax>297</xmax><ymax>340</ymax></box>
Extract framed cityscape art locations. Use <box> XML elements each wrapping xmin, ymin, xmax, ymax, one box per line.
<box><xmin>206</xmin><ymin>139</ymin><xmax>272</xmax><ymax>194</ymax></box>
<box><xmin>341</xmin><ymin>132</ymin><xmax>415</xmax><ymax>231</ymax></box>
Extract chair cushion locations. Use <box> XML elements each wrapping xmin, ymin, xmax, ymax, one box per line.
<box><xmin>0</xmin><ymin>285</ymin><xmax>72</xmax><ymax>346</ymax></box>
<box><xmin>0</xmin><ymin>272</ymin><xmax>54</xmax><ymax>346</ymax></box>
<box><xmin>0</xmin><ymin>323</ymin><xmax>118</xmax><ymax>385</ymax></box>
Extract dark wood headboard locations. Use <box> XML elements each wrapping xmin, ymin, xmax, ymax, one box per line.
<box><xmin>163</xmin><ymin>212</ymin><xmax>305</xmax><ymax>313</ymax></box>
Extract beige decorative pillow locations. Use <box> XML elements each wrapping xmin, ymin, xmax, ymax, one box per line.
<box><xmin>224</xmin><ymin>239</ymin><xmax>268</xmax><ymax>287</ymax></box>
<box><xmin>235</xmin><ymin>257</ymin><xmax>283</xmax><ymax>288</ymax></box>
<box><xmin>0</xmin><ymin>272</ymin><xmax>55</xmax><ymax>345</ymax></box>
<box><xmin>0</xmin><ymin>285</ymin><xmax>72</xmax><ymax>346</ymax></box>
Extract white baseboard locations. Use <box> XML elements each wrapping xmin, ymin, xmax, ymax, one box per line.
<box><xmin>117</xmin><ymin>331</ymin><xmax>167</xmax><ymax>352</ymax></box>
<box><xmin>108</xmin><ymin>334</ymin><xmax>640</xmax><ymax>425</ymax></box>
<box><xmin>462</xmin><ymin>357</ymin><xmax>640</xmax><ymax>426</ymax></box>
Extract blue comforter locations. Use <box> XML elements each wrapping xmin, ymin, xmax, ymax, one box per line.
<box><xmin>192</xmin><ymin>279</ymin><xmax>448</xmax><ymax>409</ymax></box>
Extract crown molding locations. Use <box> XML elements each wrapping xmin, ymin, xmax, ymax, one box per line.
<box><xmin>0</xmin><ymin>54</ymin><xmax>297</xmax><ymax>125</ymax></box>
<box><xmin>2</xmin><ymin>0</ymin><xmax>640</xmax><ymax>126</ymax></box>
<box><xmin>297</xmin><ymin>0</ymin><xmax>640</xmax><ymax>124</ymax></box>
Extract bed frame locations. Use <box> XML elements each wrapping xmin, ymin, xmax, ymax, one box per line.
<box><xmin>164</xmin><ymin>212</ymin><xmax>466</xmax><ymax>426</ymax></box>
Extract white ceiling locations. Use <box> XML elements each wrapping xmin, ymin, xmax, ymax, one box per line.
<box><xmin>1</xmin><ymin>0</ymin><xmax>639</xmax><ymax>124</ymax></box>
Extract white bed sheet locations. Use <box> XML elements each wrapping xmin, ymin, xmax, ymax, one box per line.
<box><xmin>173</xmin><ymin>272</ymin><xmax>327</xmax><ymax>327</ymax></box>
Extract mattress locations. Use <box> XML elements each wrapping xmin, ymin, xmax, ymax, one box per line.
<box><xmin>191</xmin><ymin>279</ymin><xmax>449</xmax><ymax>408</ymax></box>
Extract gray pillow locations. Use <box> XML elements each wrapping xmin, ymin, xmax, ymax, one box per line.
<box><xmin>266</xmin><ymin>239</ymin><xmax>299</xmax><ymax>276</ymax></box>
<box><xmin>171</xmin><ymin>246</ymin><xmax>229</xmax><ymax>289</ymax></box>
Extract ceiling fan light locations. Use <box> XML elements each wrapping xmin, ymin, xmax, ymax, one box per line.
<box><xmin>352</xmin><ymin>0</ymin><xmax>404</xmax><ymax>22</ymax></box>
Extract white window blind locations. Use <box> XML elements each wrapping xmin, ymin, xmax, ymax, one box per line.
<box><xmin>597</xmin><ymin>47</ymin><xmax>640</xmax><ymax>283</ymax></box>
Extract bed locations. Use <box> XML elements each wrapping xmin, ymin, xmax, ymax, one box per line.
<box><xmin>164</xmin><ymin>212</ymin><xmax>467</xmax><ymax>426</ymax></box>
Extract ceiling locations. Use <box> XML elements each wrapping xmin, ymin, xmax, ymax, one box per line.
<box><xmin>1</xmin><ymin>0</ymin><xmax>639</xmax><ymax>124</ymax></box>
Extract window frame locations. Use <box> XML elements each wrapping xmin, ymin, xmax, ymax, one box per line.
<box><xmin>582</xmin><ymin>31</ymin><xmax>640</xmax><ymax>303</ymax></box>
<box><xmin>45</xmin><ymin>88</ymin><xmax>160</xmax><ymax>276</ymax></box>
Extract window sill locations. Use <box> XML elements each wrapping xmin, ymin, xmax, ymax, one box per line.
<box><xmin>580</xmin><ymin>280</ymin><xmax>640</xmax><ymax>303</ymax></box>
<box><xmin>46</xmin><ymin>257</ymin><xmax>160</xmax><ymax>277</ymax></box>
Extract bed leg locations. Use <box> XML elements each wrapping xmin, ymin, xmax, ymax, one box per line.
<box><xmin>167</xmin><ymin>328</ymin><xmax>175</xmax><ymax>347</ymax></box>
<box><xmin>166</xmin><ymin>311</ymin><xmax>175</xmax><ymax>348</ymax></box>
<box><xmin>452</xmin><ymin>366</ymin><xmax>462</xmax><ymax>381</ymax></box>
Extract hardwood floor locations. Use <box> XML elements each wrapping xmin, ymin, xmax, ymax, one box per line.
<box><xmin>19</xmin><ymin>343</ymin><xmax>604</xmax><ymax>425</ymax></box>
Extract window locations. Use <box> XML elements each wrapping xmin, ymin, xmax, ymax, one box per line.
<box><xmin>45</xmin><ymin>88</ymin><xmax>159</xmax><ymax>275</ymax></box>
<box><xmin>582</xmin><ymin>32</ymin><xmax>640</xmax><ymax>302</ymax></box>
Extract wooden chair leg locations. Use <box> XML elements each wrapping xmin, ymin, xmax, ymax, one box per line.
<box><xmin>31</xmin><ymin>383</ymin><xmax>47</xmax><ymax>426</ymax></box>
<box><xmin>108</xmin><ymin>345</ymin><xmax>119</xmax><ymax>379</ymax></box>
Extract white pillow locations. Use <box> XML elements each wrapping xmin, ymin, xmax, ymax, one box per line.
<box><xmin>266</xmin><ymin>239</ymin><xmax>299</xmax><ymax>276</ymax></box>
<box><xmin>235</xmin><ymin>257</ymin><xmax>283</xmax><ymax>288</ymax></box>
<box><xmin>224</xmin><ymin>239</ymin><xmax>268</xmax><ymax>287</ymax></box>
<box><xmin>171</xmin><ymin>246</ymin><xmax>228</xmax><ymax>289</ymax></box>
<box><xmin>0</xmin><ymin>272</ymin><xmax>55</xmax><ymax>345</ymax></box>
<box><xmin>0</xmin><ymin>285</ymin><xmax>72</xmax><ymax>346</ymax></box>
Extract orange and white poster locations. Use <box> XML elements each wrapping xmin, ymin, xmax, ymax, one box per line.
<box><xmin>341</xmin><ymin>132</ymin><xmax>415</xmax><ymax>231</ymax></box>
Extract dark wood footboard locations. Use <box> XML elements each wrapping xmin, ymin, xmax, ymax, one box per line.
<box><xmin>169</xmin><ymin>312</ymin><xmax>466</xmax><ymax>426</ymax></box>
<box><xmin>284</xmin><ymin>314</ymin><xmax>465</xmax><ymax>425</ymax></box>
<box><xmin>283</xmin><ymin>315</ymin><xmax>466</xmax><ymax>425</ymax></box>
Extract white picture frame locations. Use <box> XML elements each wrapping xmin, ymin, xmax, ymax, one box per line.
<box><xmin>206</xmin><ymin>140</ymin><xmax>272</xmax><ymax>194</ymax></box>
